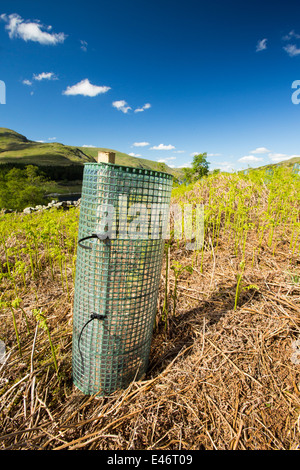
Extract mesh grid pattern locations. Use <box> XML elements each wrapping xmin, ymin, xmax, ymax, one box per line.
<box><xmin>72</xmin><ymin>163</ymin><xmax>173</xmax><ymax>395</ymax></box>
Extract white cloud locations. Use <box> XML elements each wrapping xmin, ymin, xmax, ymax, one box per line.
<box><xmin>268</xmin><ymin>153</ymin><xmax>291</xmax><ymax>162</ymax></box>
<box><xmin>0</xmin><ymin>13</ymin><xmax>67</xmax><ymax>45</ymax></box>
<box><xmin>177</xmin><ymin>162</ymin><xmax>192</xmax><ymax>168</ymax></box>
<box><xmin>48</xmin><ymin>137</ymin><xmax>56</xmax><ymax>141</ymax></box>
<box><xmin>33</xmin><ymin>72</ymin><xmax>57</xmax><ymax>81</ymax></box>
<box><xmin>190</xmin><ymin>152</ymin><xmax>199</xmax><ymax>157</ymax></box>
<box><xmin>282</xmin><ymin>30</ymin><xmax>300</xmax><ymax>41</ymax></box>
<box><xmin>216</xmin><ymin>161</ymin><xmax>236</xmax><ymax>172</ymax></box>
<box><xmin>80</xmin><ymin>40</ymin><xmax>88</xmax><ymax>51</ymax></box>
<box><xmin>174</xmin><ymin>150</ymin><xmax>185</xmax><ymax>154</ymax></box>
<box><xmin>112</xmin><ymin>100</ymin><xmax>131</xmax><ymax>113</ymax></box>
<box><xmin>132</xmin><ymin>142</ymin><xmax>149</xmax><ymax>147</ymax></box>
<box><xmin>256</xmin><ymin>38</ymin><xmax>267</xmax><ymax>52</ymax></box>
<box><xmin>250</xmin><ymin>147</ymin><xmax>270</xmax><ymax>154</ymax></box>
<box><xmin>238</xmin><ymin>155</ymin><xmax>264</xmax><ymax>162</ymax></box>
<box><xmin>134</xmin><ymin>103</ymin><xmax>151</xmax><ymax>113</ymax></box>
<box><xmin>129</xmin><ymin>152</ymin><xmax>142</xmax><ymax>157</ymax></box>
<box><xmin>36</xmin><ymin>140</ymin><xmax>45</xmax><ymax>143</ymax></box>
<box><xmin>82</xmin><ymin>144</ymin><xmax>96</xmax><ymax>148</ymax></box>
<box><xmin>207</xmin><ymin>153</ymin><xmax>222</xmax><ymax>157</ymax></box>
<box><xmin>22</xmin><ymin>79</ymin><xmax>32</xmax><ymax>86</ymax></box>
<box><xmin>63</xmin><ymin>79</ymin><xmax>111</xmax><ymax>97</ymax></box>
<box><xmin>150</xmin><ymin>143</ymin><xmax>175</xmax><ymax>150</ymax></box>
<box><xmin>283</xmin><ymin>44</ymin><xmax>300</xmax><ymax>57</ymax></box>
<box><xmin>157</xmin><ymin>157</ymin><xmax>176</xmax><ymax>162</ymax></box>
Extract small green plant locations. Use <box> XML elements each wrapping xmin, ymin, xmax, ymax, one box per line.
<box><xmin>234</xmin><ymin>260</ymin><xmax>245</xmax><ymax>311</ymax></box>
<box><xmin>12</xmin><ymin>297</ymin><xmax>30</xmax><ymax>334</ymax></box>
<box><xmin>162</xmin><ymin>242</ymin><xmax>171</xmax><ymax>331</ymax></box>
<box><xmin>33</xmin><ymin>308</ymin><xmax>59</xmax><ymax>375</ymax></box>
<box><xmin>0</xmin><ymin>299</ymin><xmax>23</xmax><ymax>357</ymax></box>
<box><xmin>286</xmin><ymin>270</ymin><xmax>300</xmax><ymax>285</ymax></box>
<box><xmin>171</xmin><ymin>261</ymin><xmax>193</xmax><ymax>317</ymax></box>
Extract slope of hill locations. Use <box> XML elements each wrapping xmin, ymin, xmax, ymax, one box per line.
<box><xmin>258</xmin><ymin>156</ymin><xmax>300</xmax><ymax>170</ymax></box>
<box><xmin>240</xmin><ymin>156</ymin><xmax>300</xmax><ymax>174</ymax></box>
<box><xmin>0</xmin><ymin>128</ymin><xmax>175</xmax><ymax>174</ymax></box>
<box><xmin>0</xmin><ymin>128</ymin><xmax>95</xmax><ymax>166</ymax></box>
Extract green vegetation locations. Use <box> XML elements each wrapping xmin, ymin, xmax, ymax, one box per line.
<box><xmin>0</xmin><ymin>165</ymin><xmax>54</xmax><ymax>211</ymax></box>
<box><xmin>0</xmin><ymin>164</ymin><xmax>300</xmax><ymax>449</ymax></box>
<box><xmin>0</xmin><ymin>128</ymin><xmax>177</xmax><ymax>198</ymax></box>
<box><xmin>181</xmin><ymin>152</ymin><xmax>210</xmax><ymax>184</ymax></box>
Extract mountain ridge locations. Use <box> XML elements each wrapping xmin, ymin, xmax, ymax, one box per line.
<box><xmin>0</xmin><ymin>127</ymin><xmax>175</xmax><ymax>174</ymax></box>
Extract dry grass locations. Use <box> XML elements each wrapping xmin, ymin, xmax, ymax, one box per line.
<box><xmin>1</xmin><ymin>228</ymin><xmax>300</xmax><ymax>450</ymax></box>
<box><xmin>0</xmin><ymin>172</ymin><xmax>300</xmax><ymax>450</ymax></box>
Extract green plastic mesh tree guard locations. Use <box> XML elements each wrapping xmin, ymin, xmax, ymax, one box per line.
<box><xmin>72</xmin><ymin>162</ymin><xmax>173</xmax><ymax>395</ymax></box>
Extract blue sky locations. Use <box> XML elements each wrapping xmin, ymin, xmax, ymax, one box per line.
<box><xmin>1</xmin><ymin>0</ymin><xmax>300</xmax><ymax>171</ymax></box>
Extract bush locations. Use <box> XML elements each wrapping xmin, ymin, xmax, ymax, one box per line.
<box><xmin>0</xmin><ymin>165</ymin><xmax>53</xmax><ymax>211</ymax></box>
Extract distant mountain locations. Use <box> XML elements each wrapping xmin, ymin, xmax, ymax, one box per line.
<box><xmin>0</xmin><ymin>128</ymin><xmax>175</xmax><ymax>174</ymax></box>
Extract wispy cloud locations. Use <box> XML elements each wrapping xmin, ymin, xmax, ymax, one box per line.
<box><xmin>268</xmin><ymin>153</ymin><xmax>288</xmax><ymax>162</ymax></box>
<box><xmin>282</xmin><ymin>30</ymin><xmax>300</xmax><ymax>41</ymax></box>
<box><xmin>151</xmin><ymin>143</ymin><xmax>175</xmax><ymax>150</ymax></box>
<box><xmin>48</xmin><ymin>137</ymin><xmax>56</xmax><ymax>141</ymax></box>
<box><xmin>207</xmin><ymin>153</ymin><xmax>222</xmax><ymax>157</ymax></box>
<box><xmin>0</xmin><ymin>13</ymin><xmax>67</xmax><ymax>45</ymax></box>
<box><xmin>22</xmin><ymin>79</ymin><xmax>32</xmax><ymax>86</ymax></box>
<box><xmin>267</xmin><ymin>152</ymin><xmax>300</xmax><ymax>162</ymax></box>
<box><xmin>132</xmin><ymin>142</ymin><xmax>149</xmax><ymax>147</ymax></box>
<box><xmin>80</xmin><ymin>40</ymin><xmax>88</xmax><ymax>51</ymax></box>
<box><xmin>256</xmin><ymin>38</ymin><xmax>267</xmax><ymax>52</ymax></box>
<box><xmin>33</xmin><ymin>72</ymin><xmax>57</xmax><ymax>81</ymax></box>
<box><xmin>82</xmin><ymin>144</ymin><xmax>96</xmax><ymax>148</ymax></box>
<box><xmin>134</xmin><ymin>103</ymin><xmax>151</xmax><ymax>113</ymax></box>
<box><xmin>215</xmin><ymin>161</ymin><xmax>235</xmax><ymax>172</ymax></box>
<box><xmin>157</xmin><ymin>157</ymin><xmax>176</xmax><ymax>163</ymax></box>
<box><xmin>283</xmin><ymin>44</ymin><xmax>300</xmax><ymax>57</ymax></box>
<box><xmin>177</xmin><ymin>162</ymin><xmax>192</xmax><ymax>168</ymax></box>
<box><xmin>129</xmin><ymin>152</ymin><xmax>142</xmax><ymax>157</ymax></box>
<box><xmin>63</xmin><ymin>79</ymin><xmax>111</xmax><ymax>97</ymax></box>
<box><xmin>250</xmin><ymin>147</ymin><xmax>270</xmax><ymax>154</ymax></box>
<box><xmin>238</xmin><ymin>155</ymin><xmax>264</xmax><ymax>162</ymax></box>
<box><xmin>112</xmin><ymin>100</ymin><xmax>131</xmax><ymax>113</ymax></box>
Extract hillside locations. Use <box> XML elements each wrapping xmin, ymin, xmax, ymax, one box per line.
<box><xmin>257</xmin><ymin>156</ymin><xmax>300</xmax><ymax>171</ymax></box>
<box><xmin>0</xmin><ymin>128</ymin><xmax>175</xmax><ymax>174</ymax></box>
<box><xmin>241</xmin><ymin>156</ymin><xmax>300</xmax><ymax>173</ymax></box>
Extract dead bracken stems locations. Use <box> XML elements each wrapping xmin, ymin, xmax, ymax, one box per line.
<box><xmin>0</xmin><ymin>169</ymin><xmax>300</xmax><ymax>450</ymax></box>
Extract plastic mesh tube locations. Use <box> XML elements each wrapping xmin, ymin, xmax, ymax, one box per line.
<box><xmin>72</xmin><ymin>162</ymin><xmax>173</xmax><ymax>395</ymax></box>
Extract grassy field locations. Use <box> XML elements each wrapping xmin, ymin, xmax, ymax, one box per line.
<box><xmin>0</xmin><ymin>166</ymin><xmax>299</xmax><ymax>450</ymax></box>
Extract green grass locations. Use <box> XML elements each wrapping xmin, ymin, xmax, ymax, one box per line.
<box><xmin>0</xmin><ymin>128</ymin><xmax>176</xmax><ymax>175</ymax></box>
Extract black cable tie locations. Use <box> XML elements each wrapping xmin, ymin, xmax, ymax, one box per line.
<box><xmin>78</xmin><ymin>234</ymin><xmax>98</xmax><ymax>250</ymax></box>
<box><xmin>78</xmin><ymin>313</ymin><xmax>106</xmax><ymax>376</ymax></box>
<box><xmin>78</xmin><ymin>234</ymin><xmax>111</xmax><ymax>250</ymax></box>
<box><xmin>91</xmin><ymin>313</ymin><xmax>106</xmax><ymax>320</ymax></box>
